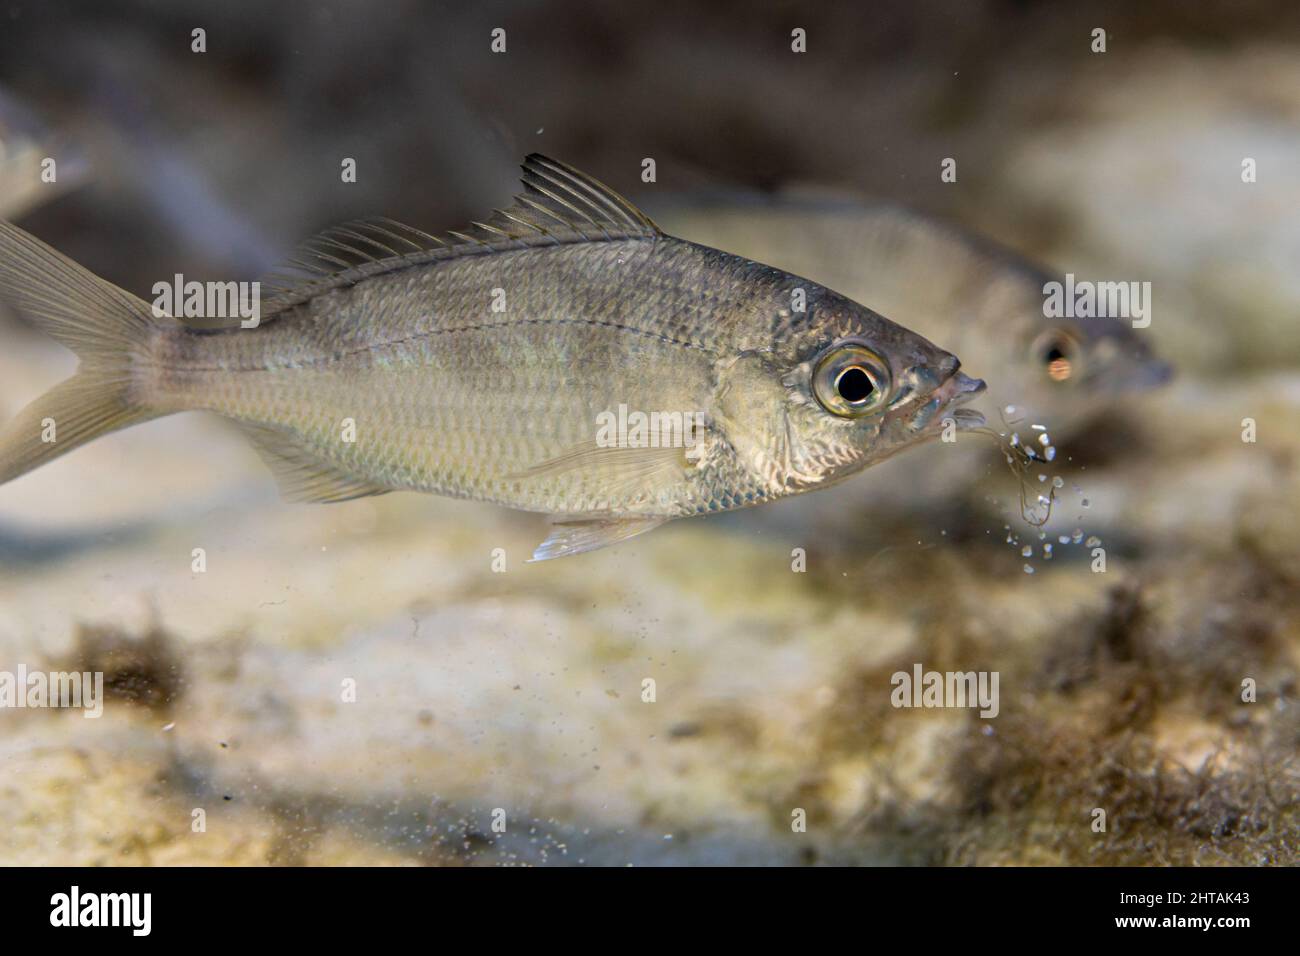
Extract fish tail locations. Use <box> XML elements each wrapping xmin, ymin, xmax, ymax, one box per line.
<box><xmin>0</xmin><ymin>220</ymin><xmax>171</xmax><ymax>485</ymax></box>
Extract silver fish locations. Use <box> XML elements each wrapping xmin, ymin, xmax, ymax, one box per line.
<box><xmin>0</xmin><ymin>155</ymin><xmax>985</xmax><ymax>559</ymax></box>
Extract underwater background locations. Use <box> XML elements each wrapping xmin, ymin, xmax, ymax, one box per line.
<box><xmin>0</xmin><ymin>0</ymin><xmax>1297</xmax><ymax>865</ymax></box>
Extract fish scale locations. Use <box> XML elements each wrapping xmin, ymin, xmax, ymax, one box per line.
<box><xmin>161</xmin><ymin>240</ymin><xmax>742</xmax><ymax>510</ymax></box>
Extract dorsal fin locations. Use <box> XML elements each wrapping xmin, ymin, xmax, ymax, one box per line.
<box><xmin>255</xmin><ymin>154</ymin><xmax>661</xmax><ymax>317</ymax></box>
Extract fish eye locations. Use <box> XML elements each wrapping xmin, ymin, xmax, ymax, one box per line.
<box><xmin>1031</xmin><ymin>329</ymin><xmax>1082</xmax><ymax>384</ymax></box>
<box><xmin>836</xmin><ymin>366</ymin><xmax>875</xmax><ymax>403</ymax></box>
<box><xmin>812</xmin><ymin>344</ymin><xmax>892</xmax><ymax>417</ymax></box>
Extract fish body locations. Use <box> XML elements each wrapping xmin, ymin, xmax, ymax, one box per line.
<box><xmin>0</xmin><ymin>156</ymin><xmax>984</xmax><ymax>558</ymax></box>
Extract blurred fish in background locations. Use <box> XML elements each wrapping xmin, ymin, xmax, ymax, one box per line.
<box><xmin>0</xmin><ymin>87</ymin><xmax>88</xmax><ymax>221</ymax></box>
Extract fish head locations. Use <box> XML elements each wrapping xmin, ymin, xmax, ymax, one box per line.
<box><xmin>1022</xmin><ymin>309</ymin><xmax>1170</xmax><ymax>395</ymax></box>
<box><xmin>975</xmin><ymin>300</ymin><xmax>1173</xmax><ymax>431</ymax></box>
<box><xmin>717</xmin><ymin>289</ymin><xmax>987</xmax><ymax>494</ymax></box>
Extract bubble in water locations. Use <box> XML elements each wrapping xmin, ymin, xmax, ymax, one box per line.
<box><xmin>978</xmin><ymin>416</ymin><xmax>1060</xmax><ymax>529</ymax></box>
<box><xmin>1058</xmin><ymin>534</ymin><xmax>1070</xmax><ymax>544</ymax></box>
<box><xmin>1072</xmin><ymin>529</ymin><xmax>1084</xmax><ymax>544</ymax></box>
<box><xmin>1045</xmin><ymin>446</ymin><xmax>1057</xmax><ymax>461</ymax></box>
<box><xmin>1085</xmin><ymin>535</ymin><xmax>1101</xmax><ymax>548</ymax></box>
<box><xmin>1038</xmin><ymin>433</ymin><xmax>1051</xmax><ymax>446</ymax></box>
<box><xmin>1021</xmin><ymin>545</ymin><xmax>1033</xmax><ymax>557</ymax></box>
<box><xmin>1052</xmin><ymin>476</ymin><xmax>1065</xmax><ymax>489</ymax></box>
<box><xmin>1044</xmin><ymin>543</ymin><xmax>1053</xmax><ymax>559</ymax></box>
<box><xmin>1023</xmin><ymin>564</ymin><xmax>1035</xmax><ymax>574</ymax></box>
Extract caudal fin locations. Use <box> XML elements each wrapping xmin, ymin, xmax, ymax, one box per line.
<box><xmin>0</xmin><ymin>220</ymin><xmax>170</xmax><ymax>485</ymax></box>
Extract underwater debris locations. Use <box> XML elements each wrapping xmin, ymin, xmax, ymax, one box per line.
<box><xmin>52</xmin><ymin>620</ymin><xmax>186</xmax><ymax>714</ymax></box>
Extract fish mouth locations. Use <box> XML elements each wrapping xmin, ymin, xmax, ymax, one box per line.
<box><xmin>1130</xmin><ymin>358</ymin><xmax>1174</xmax><ymax>391</ymax></box>
<box><xmin>935</xmin><ymin>368</ymin><xmax>987</xmax><ymax>409</ymax></box>
<box><xmin>905</xmin><ymin>368</ymin><xmax>987</xmax><ymax>433</ymax></box>
<box><xmin>861</xmin><ymin>365</ymin><xmax>987</xmax><ymax>470</ymax></box>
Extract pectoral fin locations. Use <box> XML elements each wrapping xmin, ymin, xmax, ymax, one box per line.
<box><xmin>530</xmin><ymin>515</ymin><xmax>668</xmax><ymax>562</ymax></box>
<box><xmin>509</xmin><ymin>441</ymin><xmax>694</xmax><ymax>505</ymax></box>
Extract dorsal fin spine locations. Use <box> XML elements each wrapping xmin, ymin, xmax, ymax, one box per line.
<box><xmin>252</xmin><ymin>155</ymin><xmax>660</xmax><ymax>321</ymax></box>
<box><xmin>304</xmin><ymin>249</ymin><xmax>350</xmax><ymax>269</ymax></box>
<box><xmin>514</xmin><ymin>194</ymin><xmax>572</xmax><ymax>234</ymax></box>
<box><xmin>493</xmin><ymin>207</ymin><xmax>546</xmax><ymax>237</ymax></box>
<box><xmin>315</xmin><ymin>237</ymin><xmax>369</xmax><ymax>259</ymax></box>
<box><xmin>538</xmin><ymin>158</ymin><xmax>630</xmax><ymax>227</ymax></box>
<box><xmin>334</xmin><ymin>227</ymin><xmax>399</xmax><ymax>257</ymax></box>
<box><xmin>367</xmin><ymin>220</ymin><xmax>423</xmax><ymax>251</ymax></box>
<box><xmin>522</xmin><ymin>176</ymin><xmax>601</xmax><ymax>237</ymax></box>
<box><xmin>525</xmin><ymin>153</ymin><xmax>659</xmax><ymax>232</ymax></box>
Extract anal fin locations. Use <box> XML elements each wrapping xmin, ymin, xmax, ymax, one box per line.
<box><xmin>530</xmin><ymin>516</ymin><xmax>668</xmax><ymax>562</ymax></box>
<box><xmin>237</xmin><ymin>423</ymin><xmax>391</xmax><ymax>504</ymax></box>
